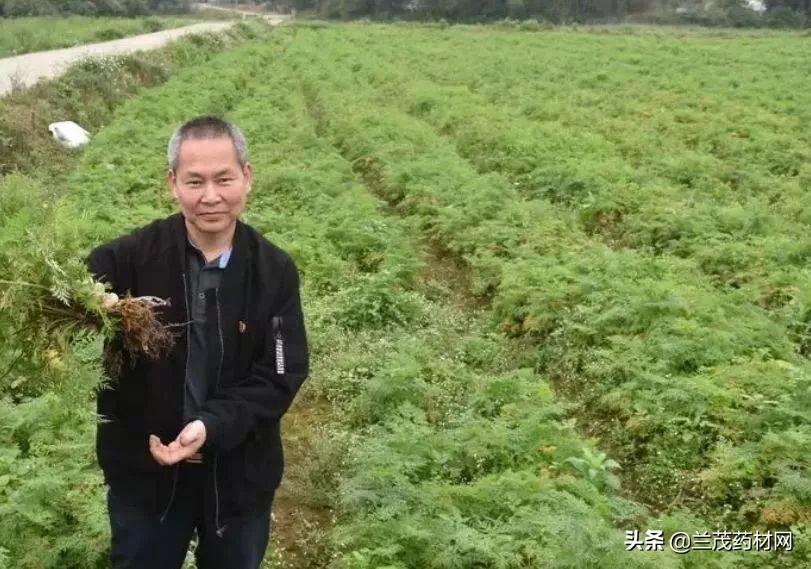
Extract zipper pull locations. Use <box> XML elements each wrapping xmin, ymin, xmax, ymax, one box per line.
<box><xmin>271</xmin><ymin>316</ymin><xmax>285</xmax><ymax>375</ymax></box>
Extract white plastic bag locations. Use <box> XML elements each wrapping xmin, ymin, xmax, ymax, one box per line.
<box><xmin>48</xmin><ymin>121</ymin><xmax>90</xmax><ymax>148</ymax></box>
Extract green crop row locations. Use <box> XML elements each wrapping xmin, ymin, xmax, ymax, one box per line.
<box><xmin>349</xmin><ymin>27</ymin><xmax>810</xmax><ymax>532</ymax></box>
<box><xmin>241</xmin><ymin>23</ymin><xmax>804</xmax><ymax>566</ymax></box>
<box><xmin>272</xmin><ymin>24</ymin><xmax>811</xmax><ymax>541</ymax></box>
<box><xmin>345</xmin><ymin>24</ymin><xmax>811</xmax><ymax>329</ymax></box>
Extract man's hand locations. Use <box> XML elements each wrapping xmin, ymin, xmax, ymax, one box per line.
<box><xmin>149</xmin><ymin>420</ymin><xmax>207</xmax><ymax>466</ymax></box>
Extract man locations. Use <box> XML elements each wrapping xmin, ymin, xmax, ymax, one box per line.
<box><xmin>86</xmin><ymin>115</ymin><xmax>309</xmax><ymax>569</ymax></box>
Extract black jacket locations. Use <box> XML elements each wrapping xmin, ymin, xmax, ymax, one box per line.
<box><xmin>86</xmin><ymin>212</ymin><xmax>309</xmax><ymax>533</ymax></box>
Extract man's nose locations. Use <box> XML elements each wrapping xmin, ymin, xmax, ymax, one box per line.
<box><xmin>200</xmin><ymin>181</ymin><xmax>221</xmax><ymax>202</ymax></box>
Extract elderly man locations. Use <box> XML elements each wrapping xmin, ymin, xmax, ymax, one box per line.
<box><xmin>86</xmin><ymin>115</ymin><xmax>309</xmax><ymax>569</ymax></box>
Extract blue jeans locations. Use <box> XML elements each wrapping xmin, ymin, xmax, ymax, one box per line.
<box><xmin>107</xmin><ymin>462</ymin><xmax>274</xmax><ymax>569</ymax></box>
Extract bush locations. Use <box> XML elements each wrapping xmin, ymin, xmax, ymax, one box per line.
<box><xmin>725</xmin><ymin>5</ymin><xmax>764</xmax><ymax>27</ymax></box>
<box><xmin>124</xmin><ymin>0</ymin><xmax>149</xmax><ymax>16</ymax></box>
<box><xmin>327</xmin><ymin>272</ymin><xmax>424</xmax><ymax>330</ymax></box>
<box><xmin>93</xmin><ymin>27</ymin><xmax>126</xmax><ymax>40</ymax></box>
<box><xmin>141</xmin><ymin>15</ymin><xmax>164</xmax><ymax>31</ymax></box>
<box><xmin>1</xmin><ymin>0</ymin><xmax>57</xmax><ymax>16</ymax></box>
<box><xmin>765</xmin><ymin>6</ymin><xmax>808</xmax><ymax>27</ymax></box>
<box><xmin>0</xmin><ymin>0</ymin><xmax>188</xmax><ymax>16</ymax></box>
<box><xmin>63</xmin><ymin>0</ymin><xmax>97</xmax><ymax>15</ymax></box>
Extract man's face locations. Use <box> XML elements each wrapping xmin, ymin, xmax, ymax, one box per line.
<box><xmin>167</xmin><ymin>136</ymin><xmax>253</xmax><ymax>238</ymax></box>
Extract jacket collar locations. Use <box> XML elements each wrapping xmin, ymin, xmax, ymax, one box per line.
<box><xmin>168</xmin><ymin>212</ymin><xmax>250</xmax><ymax>319</ymax></box>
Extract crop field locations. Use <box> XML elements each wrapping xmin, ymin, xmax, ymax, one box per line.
<box><xmin>0</xmin><ymin>20</ymin><xmax>809</xmax><ymax>569</ymax></box>
<box><xmin>0</xmin><ymin>16</ymin><xmax>200</xmax><ymax>57</ymax></box>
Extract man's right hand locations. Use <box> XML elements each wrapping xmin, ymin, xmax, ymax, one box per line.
<box><xmin>149</xmin><ymin>421</ymin><xmax>207</xmax><ymax>465</ymax></box>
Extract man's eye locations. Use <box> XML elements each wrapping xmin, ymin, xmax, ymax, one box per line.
<box><xmin>187</xmin><ymin>180</ymin><xmax>202</xmax><ymax>187</ymax></box>
<box><xmin>217</xmin><ymin>178</ymin><xmax>233</xmax><ymax>184</ymax></box>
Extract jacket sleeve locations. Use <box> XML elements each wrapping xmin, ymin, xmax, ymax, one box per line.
<box><xmin>197</xmin><ymin>256</ymin><xmax>309</xmax><ymax>454</ymax></box>
<box><xmin>86</xmin><ymin>242</ymin><xmax>118</xmax><ymax>293</ymax></box>
<box><xmin>85</xmin><ymin>240</ymin><xmax>124</xmax><ymax>379</ymax></box>
<box><xmin>85</xmin><ymin>235</ymin><xmax>133</xmax><ymax>371</ymax></box>
<box><xmin>85</xmin><ymin>234</ymin><xmax>134</xmax><ymax>296</ymax></box>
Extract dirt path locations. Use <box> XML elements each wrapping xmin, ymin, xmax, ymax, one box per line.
<box><xmin>267</xmin><ymin>396</ymin><xmax>335</xmax><ymax>568</ymax></box>
<box><xmin>0</xmin><ymin>22</ymin><xmax>230</xmax><ymax>96</ymax></box>
<box><xmin>0</xmin><ymin>13</ymin><xmax>289</xmax><ymax>97</ymax></box>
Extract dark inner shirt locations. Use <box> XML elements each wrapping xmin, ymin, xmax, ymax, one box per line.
<box><xmin>184</xmin><ymin>238</ymin><xmax>231</xmax><ymax>423</ymax></box>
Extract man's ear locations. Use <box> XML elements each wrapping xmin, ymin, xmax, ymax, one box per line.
<box><xmin>167</xmin><ymin>169</ymin><xmax>178</xmax><ymax>198</ymax></box>
<box><xmin>244</xmin><ymin>163</ymin><xmax>254</xmax><ymax>194</ymax></box>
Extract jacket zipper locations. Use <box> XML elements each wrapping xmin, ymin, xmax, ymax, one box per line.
<box><xmin>214</xmin><ymin>287</ymin><xmax>226</xmax><ymax>537</ymax></box>
<box><xmin>159</xmin><ymin>463</ymin><xmax>179</xmax><ymax>523</ymax></box>
<box><xmin>160</xmin><ymin>272</ymin><xmax>192</xmax><ymax>524</ymax></box>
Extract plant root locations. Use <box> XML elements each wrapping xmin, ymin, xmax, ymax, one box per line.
<box><xmin>107</xmin><ymin>294</ymin><xmax>176</xmax><ymax>360</ymax></box>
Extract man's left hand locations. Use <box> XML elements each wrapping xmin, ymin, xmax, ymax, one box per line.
<box><xmin>149</xmin><ymin>420</ymin><xmax>207</xmax><ymax>466</ymax></box>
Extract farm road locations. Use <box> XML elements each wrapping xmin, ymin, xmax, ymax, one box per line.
<box><xmin>0</xmin><ymin>12</ymin><xmax>289</xmax><ymax>97</ymax></box>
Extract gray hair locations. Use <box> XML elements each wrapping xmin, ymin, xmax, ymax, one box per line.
<box><xmin>167</xmin><ymin>115</ymin><xmax>248</xmax><ymax>172</ymax></box>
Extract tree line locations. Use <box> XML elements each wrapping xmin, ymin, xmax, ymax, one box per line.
<box><xmin>0</xmin><ymin>0</ymin><xmax>189</xmax><ymax>17</ymax></box>
<box><xmin>280</xmin><ymin>0</ymin><xmax>809</xmax><ymax>26</ymax></box>
<box><xmin>1</xmin><ymin>0</ymin><xmax>807</xmax><ymax>27</ymax></box>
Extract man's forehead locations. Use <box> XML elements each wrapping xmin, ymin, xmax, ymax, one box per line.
<box><xmin>175</xmin><ymin>136</ymin><xmax>242</xmax><ymax>172</ymax></box>
<box><xmin>178</xmin><ymin>136</ymin><xmax>237</xmax><ymax>155</ymax></box>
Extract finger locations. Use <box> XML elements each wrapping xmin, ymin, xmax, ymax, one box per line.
<box><xmin>149</xmin><ymin>435</ymin><xmax>174</xmax><ymax>465</ymax></box>
<box><xmin>149</xmin><ymin>436</ymin><xmax>165</xmax><ymax>463</ymax></box>
<box><xmin>178</xmin><ymin>421</ymin><xmax>201</xmax><ymax>443</ymax></box>
<box><xmin>161</xmin><ymin>443</ymin><xmax>191</xmax><ymax>464</ymax></box>
<box><xmin>173</xmin><ymin>445</ymin><xmax>197</xmax><ymax>462</ymax></box>
<box><xmin>179</xmin><ymin>429</ymin><xmax>200</xmax><ymax>446</ymax></box>
<box><xmin>149</xmin><ymin>444</ymin><xmax>168</xmax><ymax>465</ymax></box>
<box><xmin>177</xmin><ymin>425</ymin><xmax>192</xmax><ymax>444</ymax></box>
